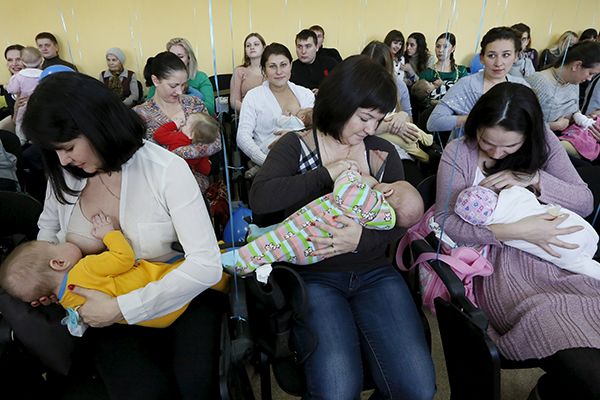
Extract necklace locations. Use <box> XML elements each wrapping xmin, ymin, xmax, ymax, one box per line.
<box><xmin>98</xmin><ymin>174</ymin><xmax>120</xmax><ymax>200</ymax></box>
<box><xmin>551</xmin><ymin>68</ymin><xmax>568</xmax><ymax>86</ymax></box>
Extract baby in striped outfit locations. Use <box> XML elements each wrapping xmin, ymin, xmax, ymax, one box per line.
<box><xmin>222</xmin><ymin>169</ymin><xmax>420</xmax><ymax>275</ymax></box>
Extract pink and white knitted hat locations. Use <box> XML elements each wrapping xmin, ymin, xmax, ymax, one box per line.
<box><xmin>455</xmin><ymin>185</ymin><xmax>498</xmax><ymax>226</ymax></box>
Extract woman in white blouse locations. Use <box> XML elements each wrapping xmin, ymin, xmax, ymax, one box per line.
<box><xmin>22</xmin><ymin>72</ymin><xmax>224</xmax><ymax>399</ymax></box>
<box><xmin>237</xmin><ymin>43</ymin><xmax>315</xmax><ymax>167</ymax></box>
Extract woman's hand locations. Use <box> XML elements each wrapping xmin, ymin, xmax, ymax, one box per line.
<box><xmin>550</xmin><ymin>117</ymin><xmax>570</xmax><ymax>132</ymax></box>
<box><xmin>400</xmin><ymin>63</ymin><xmax>415</xmax><ymax>75</ymax></box>
<box><xmin>455</xmin><ymin>115</ymin><xmax>468</xmax><ymax>127</ymax></box>
<box><xmin>310</xmin><ymin>215</ymin><xmax>362</xmax><ymax>258</ymax></box>
<box><xmin>16</xmin><ymin>94</ymin><xmax>29</xmax><ymax>109</ymax></box>
<box><xmin>589</xmin><ymin>123</ymin><xmax>600</xmax><ymax>143</ymax></box>
<box><xmin>69</xmin><ymin>286</ymin><xmax>123</xmax><ymax>327</ymax></box>
<box><xmin>382</xmin><ymin>112</ymin><xmax>420</xmax><ymax>142</ymax></box>
<box><xmin>480</xmin><ymin>170</ymin><xmax>540</xmax><ymax>191</ymax></box>
<box><xmin>490</xmin><ymin>213</ymin><xmax>583</xmax><ymax>257</ymax></box>
<box><xmin>324</xmin><ymin>159</ymin><xmax>360</xmax><ymax>180</ymax></box>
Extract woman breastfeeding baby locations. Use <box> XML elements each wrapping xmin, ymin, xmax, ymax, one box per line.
<box><xmin>11</xmin><ymin>72</ymin><xmax>225</xmax><ymax>399</ymax></box>
<box><xmin>436</xmin><ymin>81</ymin><xmax>600</xmax><ymax>399</ymax></box>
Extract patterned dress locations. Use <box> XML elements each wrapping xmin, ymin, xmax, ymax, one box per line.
<box><xmin>134</xmin><ymin>95</ymin><xmax>221</xmax><ymax>192</ymax></box>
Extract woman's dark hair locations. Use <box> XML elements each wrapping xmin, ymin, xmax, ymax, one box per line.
<box><xmin>4</xmin><ymin>44</ymin><xmax>24</xmax><ymax>59</ymax></box>
<box><xmin>580</xmin><ymin>28</ymin><xmax>598</xmax><ymax>42</ymax></box>
<box><xmin>480</xmin><ymin>26</ymin><xmax>520</xmax><ymax>54</ymax></box>
<box><xmin>464</xmin><ymin>82</ymin><xmax>548</xmax><ymax>175</ymax></box>
<box><xmin>511</xmin><ymin>23</ymin><xmax>532</xmax><ymax>50</ymax></box>
<box><xmin>22</xmin><ymin>72</ymin><xmax>145</xmax><ymax>204</ymax></box>
<box><xmin>142</xmin><ymin>51</ymin><xmax>187</xmax><ymax>87</ymax></box>
<box><xmin>560</xmin><ymin>40</ymin><xmax>600</xmax><ymax>68</ymax></box>
<box><xmin>313</xmin><ymin>55</ymin><xmax>397</xmax><ymax>141</ymax></box>
<box><xmin>405</xmin><ymin>32</ymin><xmax>430</xmax><ymax>74</ymax></box>
<box><xmin>260</xmin><ymin>43</ymin><xmax>293</xmax><ymax>69</ymax></box>
<box><xmin>436</xmin><ymin>32</ymin><xmax>457</xmax><ymax>71</ymax></box>
<box><xmin>383</xmin><ymin>30</ymin><xmax>405</xmax><ymax>61</ymax></box>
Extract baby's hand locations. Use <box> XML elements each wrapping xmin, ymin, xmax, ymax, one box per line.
<box><xmin>91</xmin><ymin>212</ymin><xmax>115</xmax><ymax>240</ymax></box>
<box><xmin>172</xmin><ymin>117</ymin><xmax>186</xmax><ymax>129</ymax></box>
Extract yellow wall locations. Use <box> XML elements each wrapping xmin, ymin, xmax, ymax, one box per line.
<box><xmin>1</xmin><ymin>0</ymin><xmax>598</xmax><ymax>87</ymax></box>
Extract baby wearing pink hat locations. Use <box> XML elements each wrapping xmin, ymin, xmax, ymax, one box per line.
<box><xmin>455</xmin><ymin>185</ymin><xmax>600</xmax><ymax>280</ymax></box>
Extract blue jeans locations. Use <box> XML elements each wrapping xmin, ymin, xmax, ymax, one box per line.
<box><xmin>292</xmin><ymin>265</ymin><xmax>436</xmax><ymax>400</ymax></box>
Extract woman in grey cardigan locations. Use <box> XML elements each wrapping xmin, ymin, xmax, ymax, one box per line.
<box><xmin>427</xmin><ymin>27</ymin><xmax>529</xmax><ymax>139</ymax></box>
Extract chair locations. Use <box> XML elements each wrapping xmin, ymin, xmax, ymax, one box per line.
<box><xmin>0</xmin><ymin>191</ymin><xmax>73</xmax><ymax>398</ymax></box>
<box><xmin>0</xmin><ymin>190</ymin><xmax>43</xmax><ymax>252</ymax></box>
<box><xmin>401</xmin><ymin>175</ymin><xmax>541</xmax><ymax>400</ymax></box>
<box><xmin>209</xmin><ymin>73</ymin><xmax>251</xmax><ymax>202</ymax></box>
<box><xmin>0</xmin><ymin>130</ymin><xmax>21</xmax><ymax>191</ymax></box>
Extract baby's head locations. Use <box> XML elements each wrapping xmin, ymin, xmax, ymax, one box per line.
<box><xmin>455</xmin><ymin>185</ymin><xmax>499</xmax><ymax>226</ymax></box>
<box><xmin>20</xmin><ymin>46</ymin><xmax>43</xmax><ymax>69</ymax></box>
<box><xmin>411</xmin><ymin>79</ymin><xmax>435</xmax><ymax>101</ymax></box>
<box><xmin>0</xmin><ymin>240</ymin><xmax>82</xmax><ymax>302</ymax></box>
<box><xmin>373</xmin><ymin>180</ymin><xmax>424</xmax><ymax>227</ymax></box>
<box><xmin>182</xmin><ymin>113</ymin><xmax>220</xmax><ymax>145</ymax></box>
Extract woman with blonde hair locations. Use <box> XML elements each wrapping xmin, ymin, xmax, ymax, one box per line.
<box><xmin>539</xmin><ymin>31</ymin><xmax>578</xmax><ymax>71</ymax></box>
<box><xmin>230</xmin><ymin>33</ymin><xmax>266</xmax><ymax>113</ymax></box>
<box><xmin>146</xmin><ymin>37</ymin><xmax>215</xmax><ymax>115</ymax></box>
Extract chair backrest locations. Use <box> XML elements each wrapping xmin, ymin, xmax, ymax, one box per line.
<box><xmin>416</xmin><ymin>174</ymin><xmax>436</xmax><ymax>210</ymax></box>
<box><xmin>209</xmin><ymin>74</ymin><xmax>233</xmax><ymax>96</ymax></box>
<box><xmin>209</xmin><ymin>74</ymin><xmax>234</xmax><ymax>116</ymax></box>
<box><xmin>136</xmin><ymin>80</ymin><xmax>144</xmax><ymax>105</ymax></box>
<box><xmin>0</xmin><ymin>131</ymin><xmax>22</xmax><ymax>162</ymax></box>
<box><xmin>0</xmin><ymin>191</ymin><xmax>42</xmax><ymax>240</ymax></box>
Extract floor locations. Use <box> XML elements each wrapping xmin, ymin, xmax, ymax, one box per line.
<box><xmin>248</xmin><ymin>311</ymin><xmax>544</xmax><ymax>400</ymax></box>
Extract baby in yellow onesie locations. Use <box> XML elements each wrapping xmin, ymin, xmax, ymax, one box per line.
<box><xmin>0</xmin><ymin>212</ymin><xmax>187</xmax><ymax>335</ymax></box>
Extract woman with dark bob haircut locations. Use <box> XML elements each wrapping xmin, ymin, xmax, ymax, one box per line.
<box><xmin>436</xmin><ymin>82</ymin><xmax>600</xmax><ymax>399</ymax></box>
<box><xmin>21</xmin><ymin>72</ymin><xmax>225</xmax><ymax>399</ymax></box>
<box><xmin>250</xmin><ymin>55</ymin><xmax>435</xmax><ymax>399</ymax></box>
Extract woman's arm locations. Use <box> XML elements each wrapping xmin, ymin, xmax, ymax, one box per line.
<box><xmin>250</xmin><ymin>132</ymin><xmax>332</xmax><ymax>214</ymax></box>
<box><xmin>37</xmin><ymin>184</ymin><xmax>64</xmax><ymax>243</ymax></box>
<box><xmin>117</xmin><ymin>157</ymin><xmax>222</xmax><ymax>324</ymax></box>
<box><xmin>236</xmin><ymin>93</ymin><xmax>268</xmax><ymax>165</ymax></box>
<box><xmin>427</xmin><ymin>96</ymin><xmax>462</xmax><ymax>132</ymax></box>
<box><xmin>536</xmin><ymin>129</ymin><xmax>593</xmax><ymax>216</ymax></box>
<box><xmin>171</xmin><ymin>135</ymin><xmax>222</xmax><ymax>159</ymax></box>
<box><xmin>396</xmin><ymin>78</ymin><xmax>413</xmax><ymax>116</ymax></box>
<box><xmin>434</xmin><ymin>140</ymin><xmax>503</xmax><ymax>246</ymax></box>
<box><xmin>438</xmin><ymin>135</ymin><xmax>593</xmax><ymax>248</ymax></box>
<box><xmin>122</xmin><ymin>72</ymin><xmax>139</xmax><ymax>107</ymax></box>
<box><xmin>229</xmin><ymin>68</ymin><xmax>244</xmax><ymax>113</ymax></box>
<box><xmin>548</xmin><ymin>117</ymin><xmax>571</xmax><ymax>131</ymax></box>
<box><xmin>189</xmin><ymin>72</ymin><xmax>215</xmax><ymax>116</ymax></box>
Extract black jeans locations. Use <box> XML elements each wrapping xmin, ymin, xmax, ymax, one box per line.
<box><xmin>538</xmin><ymin>348</ymin><xmax>600</xmax><ymax>400</ymax></box>
<box><xmin>86</xmin><ymin>289</ymin><xmax>227</xmax><ymax>400</ymax></box>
